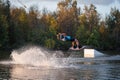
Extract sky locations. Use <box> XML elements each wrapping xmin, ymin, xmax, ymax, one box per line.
<box><xmin>9</xmin><ymin>0</ymin><xmax>120</xmax><ymax>18</ymax></box>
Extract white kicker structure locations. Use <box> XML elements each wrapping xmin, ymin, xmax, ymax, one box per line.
<box><xmin>84</xmin><ymin>49</ymin><xmax>104</xmax><ymax>58</ymax></box>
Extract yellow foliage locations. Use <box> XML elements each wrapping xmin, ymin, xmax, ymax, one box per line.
<box><xmin>79</xmin><ymin>14</ymin><xmax>86</xmax><ymax>24</ymax></box>
<box><xmin>99</xmin><ymin>26</ymin><xmax>105</xmax><ymax>34</ymax></box>
<box><xmin>45</xmin><ymin>14</ymin><xmax>58</xmax><ymax>30</ymax></box>
<box><xmin>19</xmin><ymin>12</ymin><xmax>27</xmax><ymax>22</ymax></box>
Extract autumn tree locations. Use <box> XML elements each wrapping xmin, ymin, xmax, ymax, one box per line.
<box><xmin>57</xmin><ymin>0</ymin><xmax>80</xmax><ymax>36</ymax></box>
<box><xmin>83</xmin><ymin>4</ymin><xmax>100</xmax><ymax>32</ymax></box>
<box><xmin>0</xmin><ymin>0</ymin><xmax>120</xmax><ymax>51</ymax></box>
<box><xmin>28</xmin><ymin>6</ymin><xmax>40</xmax><ymax>28</ymax></box>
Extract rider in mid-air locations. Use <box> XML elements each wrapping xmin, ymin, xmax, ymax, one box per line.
<box><xmin>57</xmin><ymin>33</ymin><xmax>80</xmax><ymax>49</ymax></box>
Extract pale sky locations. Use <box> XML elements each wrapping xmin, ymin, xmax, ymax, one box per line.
<box><xmin>10</xmin><ymin>0</ymin><xmax>120</xmax><ymax>18</ymax></box>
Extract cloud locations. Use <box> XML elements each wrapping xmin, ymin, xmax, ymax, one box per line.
<box><xmin>10</xmin><ymin>0</ymin><xmax>116</xmax><ymax>5</ymax></box>
<box><xmin>78</xmin><ymin>0</ymin><xmax>115</xmax><ymax>5</ymax></box>
<box><xmin>117</xmin><ymin>0</ymin><xmax>120</xmax><ymax>3</ymax></box>
<box><xmin>10</xmin><ymin>0</ymin><xmax>120</xmax><ymax>9</ymax></box>
<box><xmin>20</xmin><ymin>0</ymin><xmax>60</xmax><ymax>3</ymax></box>
<box><xmin>10</xmin><ymin>0</ymin><xmax>60</xmax><ymax>6</ymax></box>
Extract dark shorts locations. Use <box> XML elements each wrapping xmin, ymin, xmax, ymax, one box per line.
<box><xmin>70</xmin><ymin>38</ymin><xmax>75</xmax><ymax>41</ymax></box>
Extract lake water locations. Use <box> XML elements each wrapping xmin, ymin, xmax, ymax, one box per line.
<box><xmin>0</xmin><ymin>47</ymin><xmax>120</xmax><ymax>80</ymax></box>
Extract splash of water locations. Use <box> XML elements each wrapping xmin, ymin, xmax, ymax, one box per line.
<box><xmin>9</xmin><ymin>46</ymin><xmax>120</xmax><ymax>69</ymax></box>
<box><xmin>10</xmin><ymin>46</ymin><xmax>68</xmax><ymax>67</ymax></box>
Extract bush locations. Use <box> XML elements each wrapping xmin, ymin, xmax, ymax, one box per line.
<box><xmin>44</xmin><ymin>39</ymin><xmax>55</xmax><ymax>49</ymax></box>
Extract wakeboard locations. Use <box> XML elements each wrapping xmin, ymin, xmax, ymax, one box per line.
<box><xmin>69</xmin><ymin>46</ymin><xmax>86</xmax><ymax>51</ymax></box>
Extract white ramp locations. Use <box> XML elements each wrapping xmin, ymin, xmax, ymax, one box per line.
<box><xmin>84</xmin><ymin>49</ymin><xmax>104</xmax><ymax>58</ymax></box>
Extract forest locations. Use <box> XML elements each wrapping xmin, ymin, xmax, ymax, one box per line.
<box><xmin>0</xmin><ymin>0</ymin><xmax>120</xmax><ymax>51</ymax></box>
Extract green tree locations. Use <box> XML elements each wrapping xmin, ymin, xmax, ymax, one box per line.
<box><xmin>0</xmin><ymin>0</ymin><xmax>10</xmax><ymax>49</ymax></box>
<box><xmin>76</xmin><ymin>4</ymin><xmax>100</xmax><ymax>47</ymax></box>
<box><xmin>106</xmin><ymin>8</ymin><xmax>120</xmax><ymax>49</ymax></box>
<box><xmin>10</xmin><ymin>8</ymin><xmax>28</xmax><ymax>47</ymax></box>
<box><xmin>0</xmin><ymin>15</ymin><xmax>9</xmax><ymax>48</ymax></box>
<box><xmin>99</xmin><ymin>21</ymin><xmax>109</xmax><ymax>49</ymax></box>
<box><xmin>87</xmin><ymin>29</ymin><xmax>100</xmax><ymax>48</ymax></box>
<box><xmin>76</xmin><ymin>25</ymin><xmax>90</xmax><ymax>45</ymax></box>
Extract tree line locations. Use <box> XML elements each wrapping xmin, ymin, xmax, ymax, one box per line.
<box><xmin>0</xmin><ymin>0</ymin><xmax>120</xmax><ymax>51</ymax></box>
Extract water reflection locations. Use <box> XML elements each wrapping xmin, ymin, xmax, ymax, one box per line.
<box><xmin>0</xmin><ymin>55</ymin><xmax>120</xmax><ymax>80</ymax></box>
<box><xmin>10</xmin><ymin>65</ymin><xmax>79</xmax><ymax>80</ymax></box>
<box><xmin>9</xmin><ymin>64</ymin><xmax>105</xmax><ymax>80</ymax></box>
<box><xmin>9</xmin><ymin>59</ymin><xmax>120</xmax><ymax>80</ymax></box>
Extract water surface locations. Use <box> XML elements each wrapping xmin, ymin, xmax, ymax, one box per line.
<box><xmin>0</xmin><ymin>47</ymin><xmax>120</xmax><ymax>80</ymax></box>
